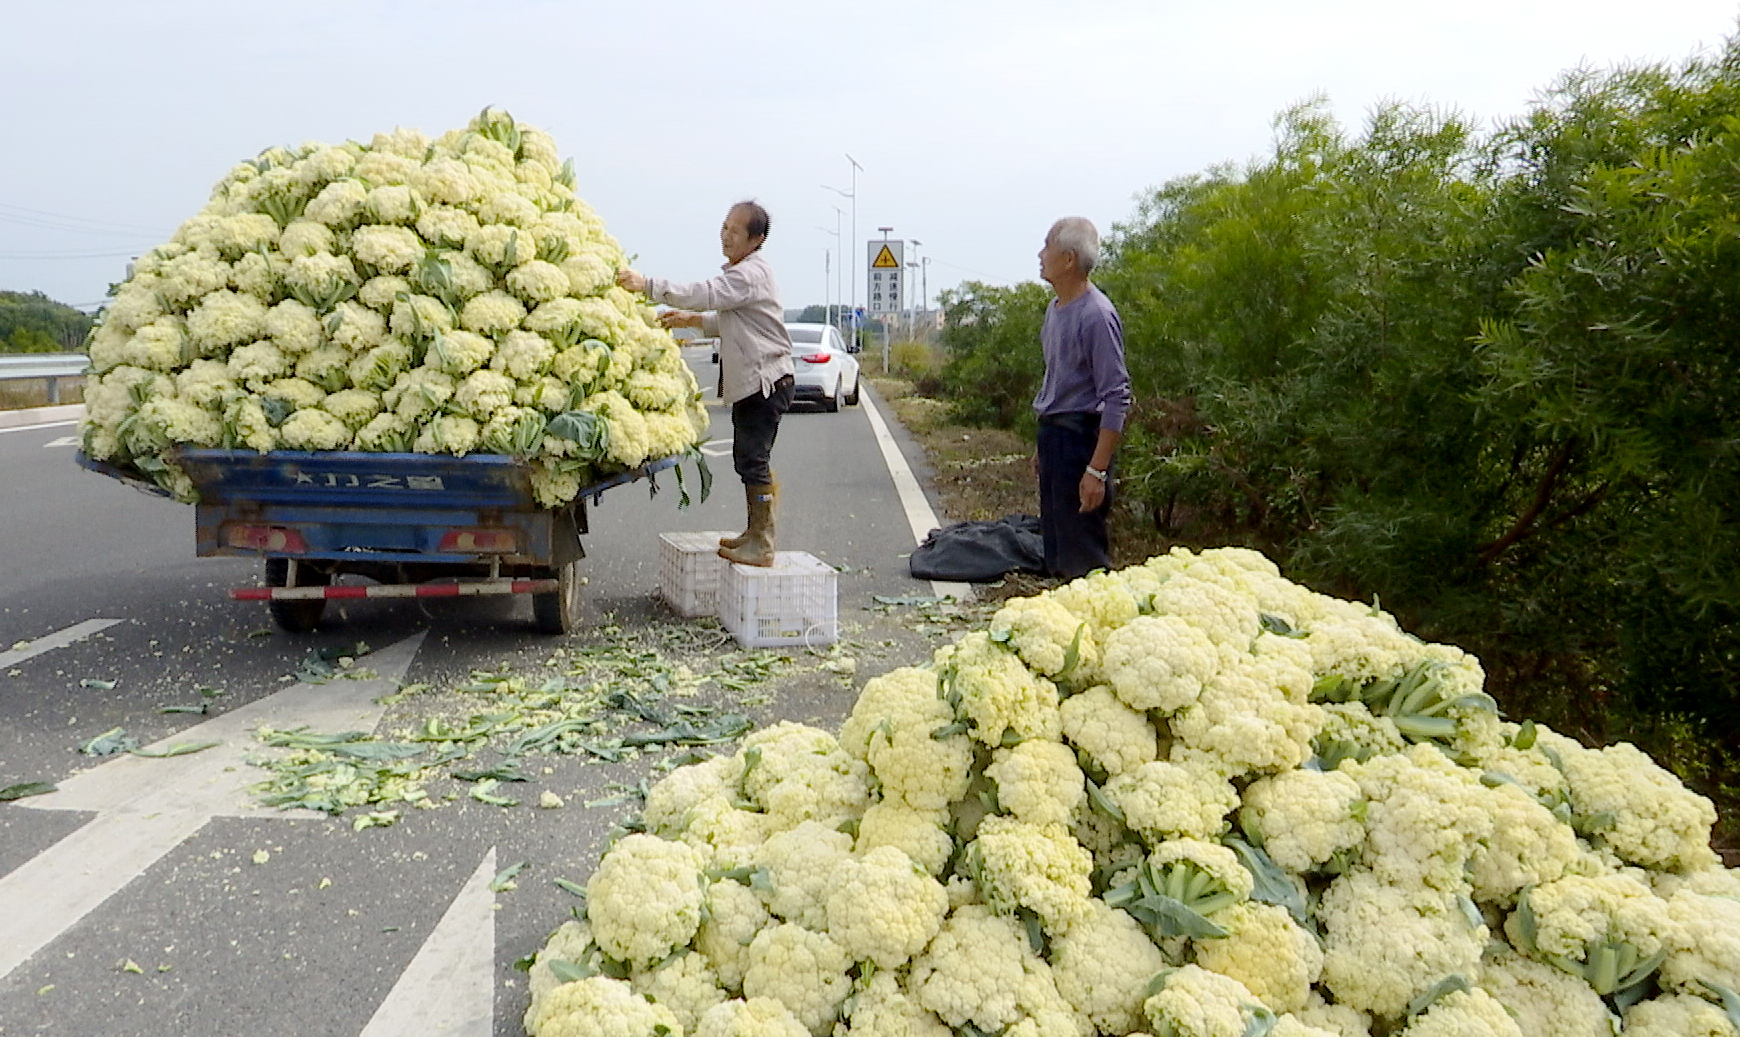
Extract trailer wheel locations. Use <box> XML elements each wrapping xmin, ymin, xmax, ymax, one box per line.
<box><xmin>532</xmin><ymin>559</ymin><xmax>584</xmax><ymax>634</ymax></box>
<box><xmin>265</xmin><ymin>558</ymin><xmax>329</xmax><ymax>633</ymax></box>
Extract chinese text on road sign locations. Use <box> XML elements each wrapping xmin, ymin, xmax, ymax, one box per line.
<box><xmin>867</xmin><ymin>240</ymin><xmax>903</xmax><ymax>314</ymax></box>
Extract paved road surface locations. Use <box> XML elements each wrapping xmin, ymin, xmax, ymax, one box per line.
<box><xmin>0</xmin><ymin>350</ymin><xmax>974</xmax><ymax>1037</ymax></box>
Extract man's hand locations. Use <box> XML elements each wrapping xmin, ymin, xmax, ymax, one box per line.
<box><xmin>1078</xmin><ymin>471</ymin><xmax>1106</xmax><ymax>514</ymax></box>
<box><xmin>616</xmin><ymin>269</ymin><xmax>648</xmax><ymax>293</ymax></box>
<box><xmin>659</xmin><ymin>310</ymin><xmax>705</xmax><ymax>330</ymax></box>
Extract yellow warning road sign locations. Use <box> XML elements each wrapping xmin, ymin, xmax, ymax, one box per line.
<box><xmin>871</xmin><ymin>244</ymin><xmax>900</xmax><ymax>269</ymax></box>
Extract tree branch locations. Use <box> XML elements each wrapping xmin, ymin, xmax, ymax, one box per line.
<box><xmin>1477</xmin><ymin>438</ymin><xmax>1578</xmax><ymax>566</ymax></box>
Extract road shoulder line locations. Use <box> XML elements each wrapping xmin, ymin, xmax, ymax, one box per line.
<box><xmin>0</xmin><ymin>618</ymin><xmax>123</xmax><ymax>669</ymax></box>
<box><xmin>859</xmin><ymin>388</ymin><xmax>973</xmax><ymax>601</ymax></box>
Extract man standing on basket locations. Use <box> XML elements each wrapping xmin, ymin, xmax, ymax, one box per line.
<box><xmin>617</xmin><ymin>201</ymin><xmax>794</xmax><ymax>567</ymax></box>
<box><xmin>1031</xmin><ymin>216</ymin><xmax>1133</xmax><ymax>579</ymax></box>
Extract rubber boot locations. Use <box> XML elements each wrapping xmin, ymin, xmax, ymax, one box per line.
<box><xmin>719</xmin><ymin>480</ymin><xmax>765</xmax><ymax>550</ymax></box>
<box><xmin>719</xmin><ymin>483</ymin><xmax>777</xmax><ymax>567</ymax></box>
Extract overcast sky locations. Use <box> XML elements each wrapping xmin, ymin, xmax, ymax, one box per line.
<box><xmin>3</xmin><ymin>1</ymin><xmax>1737</xmax><ymax>317</ymax></box>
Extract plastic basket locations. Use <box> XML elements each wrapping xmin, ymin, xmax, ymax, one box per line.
<box><xmin>719</xmin><ymin>551</ymin><xmax>838</xmax><ymax>649</ymax></box>
<box><xmin>659</xmin><ymin>531</ymin><xmax>733</xmax><ymax>618</ymax></box>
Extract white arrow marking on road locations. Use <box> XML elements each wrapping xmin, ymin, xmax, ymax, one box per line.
<box><xmin>0</xmin><ymin>631</ymin><xmax>427</xmax><ymax>981</ymax></box>
<box><xmin>359</xmin><ymin>848</ymin><xmax>497</xmax><ymax>1037</ymax></box>
<box><xmin>699</xmin><ymin>437</ymin><xmax>732</xmax><ymax>458</ymax></box>
<box><xmin>41</xmin><ymin>435</ymin><xmax>79</xmax><ymax>448</ymax></box>
<box><xmin>858</xmin><ymin>390</ymin><xmax>974</xmax><ymax>601</ymax></box>
<box><xmin>0</xmin><ymin>617</ymin><xmax>123</xmax><ymax>669</ymax></box>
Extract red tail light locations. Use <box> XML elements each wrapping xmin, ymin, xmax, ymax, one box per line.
<box><xmin>226</xmin><ymin>525</ymin><xmax>309</xmax><ymax>553</ymax></box>
<box><xmin>802</xmin><ymin>352</ymin><xmax>832</xmax><ymax>364</ymax></box>
<box><xmin>438</xmin><ymin>529</ymin><xmax>519</xmax><ymax>553</ymax></box>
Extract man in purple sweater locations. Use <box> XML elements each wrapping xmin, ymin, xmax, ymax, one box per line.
<box><xmin>1031</xmin><ymin>217</ymin><xmax>1133</xmax><ymax>578</ymax></box>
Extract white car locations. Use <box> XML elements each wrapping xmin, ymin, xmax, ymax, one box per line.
<box><xmin>785</xmin><ymin>323</ymin><xmax>860</xmax><ymax>412</ymax></box>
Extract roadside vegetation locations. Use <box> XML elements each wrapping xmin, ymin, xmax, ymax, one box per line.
<box><xmin>913</xmin><ymin>38</ymin><xmax>1740</xmax><ymax>843</ymax></box>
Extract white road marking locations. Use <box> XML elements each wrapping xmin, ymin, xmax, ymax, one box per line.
<box><xmin>0</xmin><ymin>632</ymin><xmax>427</xmax><ymax>981</ymax></box>
<box><xmin>0</xmin><ymin>618</ymin><xmax>124</xmax><ymax>669</ymax></box>
<box><xmin>858</xmin><ymin>391</ymin><xmax>974</xmax><ymax>601</ymax></box>
<box><xmin>0</xmin><ymin>419</ymin><xmax>79</xmax><ymax>435</ymax></box>
<box><xmin>42</xmin><ymin>436</ymin><xmax>79</xmax><ymax>448</ymax></box>
<box><xmin>358</xmin><ymin>848</ymin><xmax>497</xmax><ymax>1037</ymax></box>
<box><xmin>699</xmin><ymin>437</ymin><xmax>732</xmax><ymax>458</ymax></box>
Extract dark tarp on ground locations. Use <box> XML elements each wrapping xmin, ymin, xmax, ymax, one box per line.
<box><xmin>908</xmin><ymin>513</ymin><xmax>1046</xmax><ymax>583</ymax></box>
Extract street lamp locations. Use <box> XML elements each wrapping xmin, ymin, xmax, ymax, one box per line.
<box><xmin>823</xmin><ymin>153</ymin><xmax>862</xmax><ymax>321</ymax></box>
<box><xmin>908</xmin><ymin>239</ymin><xmax>923</xmax><ymax>325</ymax></box>
<box><xmin>830</xmin><ymin>205</ymin><xmax>846</xmax><ymax>329</ymax></box>
<box><xmin>814</xmin><ymin>223</ymin><xmax>839</xmax><ymax>327</ymax></box>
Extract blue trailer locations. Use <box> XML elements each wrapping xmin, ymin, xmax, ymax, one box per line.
<box><xmin>77</xmin><ymin>447</ymin><xmax>684</xmax><ymax>634</ymax></box>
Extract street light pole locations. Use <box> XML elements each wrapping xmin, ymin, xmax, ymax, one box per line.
<box><xmin>815</xmin><ymin>223</ymin><xmax>840</xmax><ymax>328</ymax></box>
<box><xmin>908</xmin><ymin>238</ymin><xmax>923</xmax><ymax>334</ymax></box>
<box><xmin>831</xmin><ymin>205</ymin><xmax>846</xmax><ymax>330</ymax></box>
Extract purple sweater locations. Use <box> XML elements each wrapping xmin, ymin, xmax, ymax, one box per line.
<box><xmin>1031</xmin><ymin>284</ymin><xmax>1132</xmax><ymax>432</ymax></box>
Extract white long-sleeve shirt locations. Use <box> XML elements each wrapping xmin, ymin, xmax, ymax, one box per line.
<box><xmin>645</xmin><ymin>252</ymin><xmax>794</xmax><ymax>404</ymax></box>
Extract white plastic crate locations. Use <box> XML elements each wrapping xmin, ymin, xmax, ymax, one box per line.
<box><xmin>659</xmin><ymin>531</ymin><xmax>734</xmax><ymax>618</ymax></box>
<box><xmin>719</xmin><ymin>551</ymin><xmax>838</xmax><ymax>649</ymax></box>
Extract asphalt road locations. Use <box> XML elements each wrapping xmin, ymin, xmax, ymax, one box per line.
<box><xmin>0</xmin><ymin>350</ymin><xmax>973</xmax><ymax>1037</ymax></box>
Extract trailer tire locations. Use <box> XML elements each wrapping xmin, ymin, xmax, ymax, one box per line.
<box><xmin>265</xmin><ymin>558</ymin><xmax>328</xmax><ymax>633</ymax></box>
<box><xmin>532</xmin><ymin>559</ymin><xmax>584</xmax><ymax>634</ymax></box>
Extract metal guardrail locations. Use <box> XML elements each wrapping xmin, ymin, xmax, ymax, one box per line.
<box><xmin>0</xmin><ymin>353</ymin><xmax>88</xmax><ymax>405</ymax></box>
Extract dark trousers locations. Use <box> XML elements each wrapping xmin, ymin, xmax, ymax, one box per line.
<box><xmin>731</xmin><ymin>375</ymin><xmax>795</xmax><ymax>484</ymax></box>
<box><xmin>1037</xmin><ymin>412</ymin><xmax>1112</xmax><ymax>579</ymax></box>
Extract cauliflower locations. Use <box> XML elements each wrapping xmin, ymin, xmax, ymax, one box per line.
<box><xmin>841</xmin><ymin>971</ymin><xmax>952</xmax><ymax>1037</ymax></box>
<box><xmin>741</xmin><ymin>924</ymin><xmax>852</xmax><ymax>1037</ymax></box>
<box><xmin>965</xmin><ymin>816</ymin><xmax>1093</xmax><ymax>934</ymax></box>
<box><xmin>630</xmin><ymin>951</ymin><xmax>726</xmax><ymax>1035</ymax></box>
<box><xmin>492</xmin><ymin>329</ymin><xmax>557</xmax><ymax>381</ymax></box>
<box><xmin>265</xmin><ymin>298</ymin><xmax>324</xmax><ymax>355</ymax></box>
<box><xmin>1538</xmin><ymin>732</ymin><xmax>1720</xmax><ymax>871</ymax></box>
<box><xmin>351</xmin><ymin>224</ymin><xmax>424</xmax><ymax>273</ymax></box>
<box><xmin>1101</xmin><ymin>614</ymin><xmax>1222</xmax><ymax>715</ymax></box>
<box><xmin>1142</xmin><ymin>965</ymin><xmax>1271</xmax><ymax>1037</ymax></box>
<box><xmin>1317</xmin><ymin>870</ymin><xmax>1487</xmax><ymax>1019</ymax></box>
<box><xmin>277</xmin><ymin>408</ymin><xmax>351</xmax><ymax>450</ymax></box>
<box><xmin>1396</xmin><ymin>988</ymin><xmax>1522</xmax><ymax>1037</ymax></box>
<box><xmin>752</xmin><ymin>821</ymin><xmax>854</xmax><ymax>932</ymax></box>
<box><xmin>695</xmin><ymin>998</ymin><xmax>810</xmax><ymax>1037</ymax></box>
<box><xmin>839</xmin><ymin>666</ymin><xmax>974</xmax><ymax>811</ymax></box>
<box><xmin>1168</xmin><ymin>651</ymin><xmax>1323</xmax><ymax>777</ymax></box>
<box><xmin>1345</xmin><ymin>745</ymin><xmax>1493</xmax><ymax>892</ymax></box>
<box><xmin>1622</xmin><ymin>993</ymin><xmax>1740</xmax><ymax>1037</ymax></box>
<box><xmin>825</xmin><ymin>846</ymin><xmax>948</xmax><ymax>968</ymax></box>
<box><xmin>695</xmin><ymin>877</ymin><xmax>771</xmax><ymax>992</ymax></box>
<box><xmin>509</xmin><ymin>259</ymin><xmax>574</xmax><ymax>304</ymax></box>
<box><xmin>328</xmin><ymin>300</ymin><xmax>388</xmax><ymax>352</ymax></box>
<box><xmin>909</xmin><ymin>905</ymin><xmax>1035</xmax><ymax>1032</ymax></box>
<box><xmin>1505</xmin><ymin>873</ymin><xmax>1676</xmax><ymax>994</ymax></box>
<box><xmin>387</xmin><ymin>368</ymin><xmax>456</xmax><ymax>422</ymax></box>
<box><xmin>585</xmin><ymin>833</ymin><xmax>707</xmax><ymax>967</ymax></box>
<box><xmin>1475</xmin><ymin>948</ymin><xmax>1615</xmax><ymax>1037</ymax></box>
<box><xmin>523</xmin><ymin>976</ymin><xmax>682</xmax><ymax>1037</ymax></box>
<box><xmin>460</xmin><ymin>288</ymin><xmax>529</xmax><ymax>335</ymax></box>
<box><xmin>855</xmin><ymin>801</ymin><xmax>954</xmax><ymax>876</ymax></box>
<box><xmin>320</xmin><ymin>388</ymin><xmax>381</xmax><ymax>431</ymax></box>
<box><xmin>987</xmin><ymin>740</ymin><xmax>1085</xmax><ymax>827</ymax></box>
<box><xmin>989</xmin><ymin>595</ymin><xmax>1101</xmax><ymax>681</ymax></box>
<box><xmin>937</xmin><ymin>632</ymin><xmax>1063</xmax><ymax>747</ymax></box>
<box><xmin>348</xmin><ymin>341</ymin><xmax>412</xmax><ymax>392</ymax></box>
<box><xmin>737</xmin><ymin>722</ymin><xmax>870</xmax><ymax>831</ymax></box>
<box><xmin>1060</xmin><ymin>685</ymin><xmax>1157</xmax><ymax>778</ymax></box>
<box><xmin>1049</xmin><ymin>899</ymin><xmax>1170</xmax><ymax>1034</ymax></box>
<box><xmin>412</xmin><ymin>413</ymin><xmax>480</xmax><ymax>456</ymax></box>
<box><xmin>1107</xmin><ymin>759</ymin><xmax>1239</xmax><ymax>843</ymax></box>
<box><xmin>187</xmin><ymin>288</ymin><xmax>268</xmax><ymax>354</ymax></box>
<box><xmin>1238</xmin><ymin>768</ymin><xmax>1365</xmax><ymax>873</ymax></box>
<box><xmin>1466</xmin><ymin>780</ymin><xmax>1579</xmax><ymax>904</ymax></box>
<box><xmin>1193</xmin><ymin>901</ymin><xmax>1323</xmax><ymax>1014</ymax></box>
<box><xmin>227</xmin><ymin>340</ymin><xmax>289</xmax><ymax>389</ymax></box>
<box><xmin>427</xmin><ymin>328</ymin><xmax>496</xmax><ymax>377</ymax></box>
<box><xmin>454</xmin><ymin>369</ymin><xmax>516</xmax><ymax>421</ymax></box>
<box><xmin>353</xmin><ymin>411</ymin><xmax>413</xmax><ymax>452</ymax></box>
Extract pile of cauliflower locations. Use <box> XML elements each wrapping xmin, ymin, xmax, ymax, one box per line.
<box><xmin>80</xmin><ymin>108</ymin><xmax>708</xmax><ymax>507</ymax></box>
<box><xmin>523</xmin><ymin>546</ymin><xmax>1740</xmax><ymax>1037</ymax></box>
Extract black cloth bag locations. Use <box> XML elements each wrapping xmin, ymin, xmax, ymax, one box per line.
<box><xmin>908</xmin><ymin>514</ymin><xmax>1047</xmax><ymax>583</ymax></box>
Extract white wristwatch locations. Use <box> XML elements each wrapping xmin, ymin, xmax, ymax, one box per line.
<box><xmin>1085</xmin><ymin>466</ymin><xmax>1108</xmax><ymax>483</ymax></box>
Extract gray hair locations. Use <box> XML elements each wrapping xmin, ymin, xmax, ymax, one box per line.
<box><xmin>1048</xmin><ymin>217</ymin><xmax>1100</xmax><ymax>274</ymax></box>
